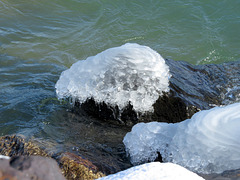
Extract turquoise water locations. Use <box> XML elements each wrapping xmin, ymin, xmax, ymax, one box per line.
<box><xmin>0</xmin><ymin>0</ymin><xmax>240</xmax><ymax>172</ymax></box>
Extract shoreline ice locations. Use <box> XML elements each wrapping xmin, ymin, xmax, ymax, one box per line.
<box><xmin>123</xmin><ymin>103</ymin><xmax>240</xmax><ymax>174</ymax></box>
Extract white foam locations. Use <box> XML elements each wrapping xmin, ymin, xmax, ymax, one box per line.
<box><xmin>97</xmin><ymin>162</ymin><xmax>204</xmax><ymax>180</ymax></box>
<box><xmin>123</xmin><ymin>103</ymin><xmax>240</xmax><ymax>174</ymax></box>
<box><xmin>55</xmin><ymin>43</ymin><xmax>170</xmax><ymax>112</ymax></box>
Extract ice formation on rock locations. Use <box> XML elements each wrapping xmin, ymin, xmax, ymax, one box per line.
<box><xmin>55</xmin><ymin>43</ymin><xmax>170</xmax><ymax>112</ymax></box>
<box><xmin>97</xmin><ymin>162</ymin><xmax>204</xmax><ymax>180</ymax></box>
<box><xmin>123</xmin><ymin>103</ymin><xmax>240</xmax><ymax>174</ymax></box>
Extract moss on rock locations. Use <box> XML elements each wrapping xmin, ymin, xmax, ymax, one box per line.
<box><xmin>58</xmin><ymin>152</ymin><xmax>105</xmax><ymax>180</ymax></box>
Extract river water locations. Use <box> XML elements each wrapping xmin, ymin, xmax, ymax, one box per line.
<box><xmin>0</xmin><ymin>0</ymin><xmax>240</xmax><ymax>174</ymax></box>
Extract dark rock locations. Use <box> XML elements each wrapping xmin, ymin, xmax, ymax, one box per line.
<box><xmin>0</xmin><ymin>156</ymin><xmax>66</xmax><ymax>180</ymax></box>
<box><xmin>74</xmin><ymin>60</ymin><xmax>240</xmax><ymax>126</ymax></box>
<box><xmin>78</xmin><ymin>99</ymin><xmax>138</xmax><ymax>125</ymax></box>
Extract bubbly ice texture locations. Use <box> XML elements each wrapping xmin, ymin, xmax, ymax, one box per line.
<box><xmin>55</xmin><ymin>43</ymin><xmax>170</xmax><ymax>112</ymax></box>
<box><xmin>123</xmin><ymin>103</ymin><xmax>240</xmax><ymax>174</ymax></box>
<box><xmin>97</xmin><ymin>162</ymin><xmax>204</xmax><ymax>180</ymax></box>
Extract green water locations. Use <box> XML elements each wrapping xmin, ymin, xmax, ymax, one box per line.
<box><xmin>1</xmin><ymin>0</ymin><xmax>239</xmax><ymax>66</ymax></box>
<box><xmin>0</xmin><ymin>0</ymin><xmax>240</xmax><ymax>172</ymax></box>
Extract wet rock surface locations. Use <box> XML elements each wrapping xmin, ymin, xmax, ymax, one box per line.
<box><xmin>75</xmin><ymin>59</ymin><xmax>240</xmax><ymax>126</ymax></box>
<box><xmin>166</xmin><ymin>59</ymin><xmax>240</xmax><ymax>110</ymax></box>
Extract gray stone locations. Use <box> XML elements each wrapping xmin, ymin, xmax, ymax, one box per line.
<box><xmin>0</xmin><ymin>156</ymin><xmax>66</xmax><ymax>180</ymax></box>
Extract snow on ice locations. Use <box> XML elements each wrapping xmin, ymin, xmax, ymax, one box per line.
<box><xmin>97</xmin><ymin>162</ymin><xmax>204</xmax><ymax>180</ymax></box>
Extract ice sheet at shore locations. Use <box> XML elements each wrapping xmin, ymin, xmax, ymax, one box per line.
<box><xmin>55</xmin><ymin>43</ymin><xmax>170</xmax><ymax>112</ymax></box>
<box><xmin>123</xmin><ymin>103</ymin><xmax>240</xmax><ymax>174</ymax></box>
<box><xmin>98</xmin><ymin>162</ymin><xmax>204</xmax><ymax>180</ymax></box>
